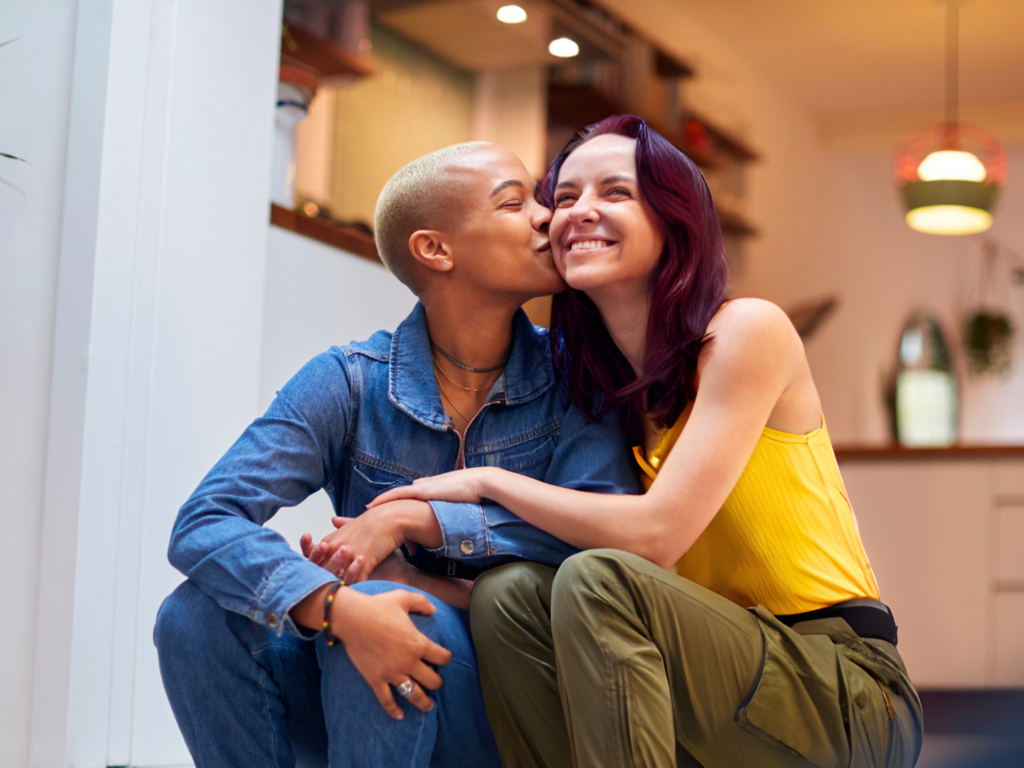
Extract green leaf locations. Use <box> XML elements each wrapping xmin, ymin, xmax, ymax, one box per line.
<box><xmin>1</xmin><ymin>152</ymin><xmax>26</xmax><ymax>162</ymax></box>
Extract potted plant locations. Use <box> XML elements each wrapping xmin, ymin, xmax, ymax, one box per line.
<box><xmin>964</xmin><ymin>310</ymin><xmax>1014</xmax><ymax>375</ymax></box>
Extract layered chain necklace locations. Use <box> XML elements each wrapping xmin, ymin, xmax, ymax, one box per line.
<box><xmin>430</xmin><ymin>340</ymin><xmax>506</xmax><ymax>425</ymax></box>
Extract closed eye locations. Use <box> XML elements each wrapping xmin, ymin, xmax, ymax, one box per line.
<box><xmin>555</xmin><ymin>194</ymin><xmax>577</xmax><ymax>207</ymax></box>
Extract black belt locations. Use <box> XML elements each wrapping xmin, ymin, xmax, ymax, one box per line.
<box><xmin>776</xmin><ymin>598</ymin><xmax>899</xmax><ymax>646</ymax></box>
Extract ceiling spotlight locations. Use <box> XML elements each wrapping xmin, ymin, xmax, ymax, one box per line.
<box><xmin>497</xmin><ymin>5</ymin><xmax>527</xmax><ymax>24</ymax></box>
<box><xmin>548</xmin><ymin>37</ymin><xmax>579</xmax><ymax>57</ymax></box>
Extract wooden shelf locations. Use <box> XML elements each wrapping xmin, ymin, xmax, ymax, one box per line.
<box><xmin>834</xmin><ymin>444</ymin><xmax>1024</xmax><ymax>462</ymax></box>
<box><xmin>270</xmin><ymin>204</ymin><xmax>380</xmax><ymax>263</ymax></box>
<box><xmin>546</xmin><ymin>84</ymin><xmax>757</xmax><ymax>168</ymax></box>
<box><xmin>281</xmin><ymin>24</ymin><xmax>375</xmax><ymax>79</ymax></box>
<box><xmin>717</xmin><ymin>208</ymin><xmax>759</xmax><ymax>237</ymax></box>
<box><xmin>688</xmin><ymin>110</ymin><xmax>760</xmax><ymax>163</ymax></box>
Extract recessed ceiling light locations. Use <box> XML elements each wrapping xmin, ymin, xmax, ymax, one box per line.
<box><xmin>497</xmin><ymin>5</ymin><xmax>527</xmax><ymax>24</ymax></box>
<box><xmin>548</xmin><ymin>37</ymin><xmax>579</xmax><ymax>57</ymax></box>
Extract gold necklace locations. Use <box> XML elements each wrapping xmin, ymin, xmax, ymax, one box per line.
<box><xmin>432</xmin><ymin>353</ymin><xmax>491</xmax><ymax>392</ymax></box>
<box><xmin>435</xmin><ymin>374</ymin><xmax>470</xmax><ymax>423</ymax></box>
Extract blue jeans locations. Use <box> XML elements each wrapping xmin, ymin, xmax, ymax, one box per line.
<box><xmin>155</xmin><ymin>579</ymin><xmax>500</xmax><ymax>768</ymax></box>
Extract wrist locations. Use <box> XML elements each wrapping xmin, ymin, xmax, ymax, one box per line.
<box><xmin>330</xmin><ymin>587</ymin><xmax>365</xmax><ymax>643</ymax></box>
<box><xmin>291</xmin><ymin>583</ymin><xmax>332</xmax><ymax>632</ymax></box>
<box><xmin>399</xmin><ymin>499</ymin><xmax>444</xmax><ymax>549</ymax></box>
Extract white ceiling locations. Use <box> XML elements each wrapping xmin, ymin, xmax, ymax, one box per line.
<box><xmin>639</xmin><ymin>0</ymin><xmax>1024</xmax><ymax>115</ymax></box>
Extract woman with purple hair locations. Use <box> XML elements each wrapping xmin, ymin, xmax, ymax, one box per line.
<box><xmin>373</xmin><ymin>116</ymin><xmax>923</xmax><ymax>768</ymax></box>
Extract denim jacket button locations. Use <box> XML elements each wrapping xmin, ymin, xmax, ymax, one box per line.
<box><xmin>267</xmin><ymin>612</ymin><xmax>278</xmax><ymax>628</ymax></box>
<box><xmin>460</xmin><ymin>540</ymin><xmax>475</xmax><ymax>555</ymax></box>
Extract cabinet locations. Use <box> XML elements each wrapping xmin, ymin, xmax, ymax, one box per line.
<box><xmin>837</xmin><ymin>455</ymin><xmax>1024</xmax><ymax>688</ymax></box>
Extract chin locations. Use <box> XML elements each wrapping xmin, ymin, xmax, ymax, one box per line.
<box><xmin>563</xmin><ymin>264</ymin><xmax>619</xmax><ymax>293</ymax></box>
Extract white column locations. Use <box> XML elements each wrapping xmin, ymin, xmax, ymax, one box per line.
<box><xmin>473</xmin><ymin>68</ymin><xmax>549</xmax><ymax>179</ymax></box>
<box><xmin>27</xmin><ymin>0</ymin><xmax>283</xmax><ymax>765</ymax></box>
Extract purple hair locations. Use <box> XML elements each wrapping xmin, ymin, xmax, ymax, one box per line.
<box><xmin>543</xmin><ymin>115</ymin><xmax>729</xmax><ymax>440</ymax></box>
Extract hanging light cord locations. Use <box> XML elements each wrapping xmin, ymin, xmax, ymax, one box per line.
<box><xmin>945</xmin><ymin>2</ymin><xmax>959</xmax><ymax>128</ymax></box>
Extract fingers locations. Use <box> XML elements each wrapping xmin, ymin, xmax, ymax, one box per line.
<box><xmin>331</xmin><ymin>516</ymin><xmax>349</xmax><ymax>529</ymax></box>
<box><xmin>323</xmin><ymin>545</ymin><xmax>349</xmax><ymax>577</ymax></box>
<box><xmin>372</xmin><ymin>683</ymin><xmax>404</xmax><ymax>720</ymax></box>
<box><xmin>397</xmin><ymin>591</ymin><xmax>437</xmax><ymax>617</ymax></box>
<box><xmin>367</xmin><ymin>486</ymin><xmax>419</xmax><ymax>508</ymax></box>
<box><xmin>410</xmin><ymin>661</ymin><xmax>443</xmax><ymax>691</ymax></box>
<box><xmin>400</xmin><ymin>680</ymin><xmax>435</xmax><ymax>713</ymax></box>
<box><xmin>299</xmin><ymin>533</ymin><xmax>313</xmax><ymax>559</ymax></box>
<box><xmin>309</xmin><ymin>540</ymin><xmax>329</xmax><ymax>566</ymax></box>
<box><xmin>343</xmin><ymin>556</ymin><xmax>365</xmax><ymax>585</ymax></box>
<box><xmin>420</xmin><ymin>638</ymin><xmax>453</xmax><ymax>668</ymax></box>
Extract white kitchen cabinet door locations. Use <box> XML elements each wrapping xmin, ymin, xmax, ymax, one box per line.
<box><xmin>839</xmin><ymin>461</ymin><xmax>991</xmax><ymax>688</ymax></box>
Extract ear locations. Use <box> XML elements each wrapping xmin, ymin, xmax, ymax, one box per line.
<box><xmin>408</xmin><ymin>230</ymin><xmax>454</xmax><ymax>273</ymax></box>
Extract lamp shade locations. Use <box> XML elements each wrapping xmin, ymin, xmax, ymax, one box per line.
<box><xmin>894</xmin><ymin>122</ymin><xmax>1007</xmax><ymax>235</ymax></box>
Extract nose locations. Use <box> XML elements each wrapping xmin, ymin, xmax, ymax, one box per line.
<box><xmin>532</xmin><ymin>200</ymin><xmax>552</xmax><ymax>233</ymax></box>
<box><xmin>567</xmin><ymin>191</ymin><xmax>599</xmax><ymax>226</ymax></box>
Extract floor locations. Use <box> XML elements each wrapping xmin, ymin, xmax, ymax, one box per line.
<box><xmin>914</xmin><ymin>690</ymin><xmax>1024</xmax><ymax>767</ymax></box>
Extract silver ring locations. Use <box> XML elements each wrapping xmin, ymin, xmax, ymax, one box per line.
<box><xmin>395</xmin><ymin>679</ymin><xmax>415</xmax><ymax>699</ymax></box>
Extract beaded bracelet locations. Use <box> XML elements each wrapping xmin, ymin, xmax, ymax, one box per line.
<box><xmin>322</xmin><ymin>579</ymin><xmax>345</xmax><ymax>646</ymax></box>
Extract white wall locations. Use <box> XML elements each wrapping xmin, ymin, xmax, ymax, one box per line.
<box><xmin>0</xmin><ymin>3</ymin><xmax>78</xmax><ymax>766</ymax></box>
<box><xmin>801</xmin><ymin>147</ymin><xmax>1024</xmax><ymax>444</ymax></box>
<box><xmin>260</xmin><ymin>227</ymin><xmax>417</xmax><ymax>549</ymax></box>
<box><xmin>473</xmin><ymin>68</ymin><xmax>549</xmax><ymax>179</ymax></box>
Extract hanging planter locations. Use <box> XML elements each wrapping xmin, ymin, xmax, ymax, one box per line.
<box><xmin>963</xmin><ymin>240</ymin><xmax>1016</xmax><ymax>376</ymax></box>
<box><xmin>964</xmin><ymin>311</ymin><xmax>1014</xmax><ymax>375</ymax></box>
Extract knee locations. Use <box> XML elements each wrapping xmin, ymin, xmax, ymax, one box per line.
<box><xmin>551</xmin><ymin>550</ymin><xmax>634</xmax><ymax>632</ymax></box>
<box><xmin>470</xmin><ymin>562</ymin><xmax>554</xmax><ymax>649</ymax></box>
<box><xmin>552</xmin><ymin>549</ymin><xmax>624</xmax><ymax>599</ymax></box>
<box><xmin>154</xmin><ymin>580</ymin><xmax>222</xmax><ymax>659</ymax></box>
<box><xmin>350</xmin><ymin>581</ymin><xmax>472</xmax><ymax>657</ymax></box>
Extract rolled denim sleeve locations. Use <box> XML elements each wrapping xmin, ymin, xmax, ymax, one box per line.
<box><xmin>426</xmin><ymin>398</ymin><xmax>639</xmax><ymax>569</ymax></box>
<box><xmin>167</xmin><ymin>350</ymin><xmax>352</xmax><ymax>638</ymax></box>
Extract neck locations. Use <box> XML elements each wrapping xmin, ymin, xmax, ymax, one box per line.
<box><xmin>421</xmin><ymin>289</ymin><xmax>520</xmax><ymax>373</ymax></box>
<box><xmin>588</xmin><ymin>286</ymin><xmax>650</xmax><ymax>377</ymax></box>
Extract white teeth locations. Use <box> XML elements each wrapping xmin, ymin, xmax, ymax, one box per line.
<box><xmin>569</xmin><ymin>240</ymin><xmax>610</xmax><ymax>250</ymax></box>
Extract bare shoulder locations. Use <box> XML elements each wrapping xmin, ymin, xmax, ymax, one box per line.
<box><xmin>707</xmin><ymin>298</ymin><xmax>799</xmax><ymax>353</ymax></box>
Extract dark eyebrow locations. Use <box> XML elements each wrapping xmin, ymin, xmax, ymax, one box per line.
<box><xmin>601</xmin><ymin>174</ymin><xmax>636</xmax><ymax>185</ymax></box>
<box><xmin>490</xmin><ymin>179</ymin><xmax>525</xmax><ymax>197</ymax></box>
<box><xmin>555</xmin><ymin>179</ymin><xmax>579</xmax><ymax>190</ymax></box>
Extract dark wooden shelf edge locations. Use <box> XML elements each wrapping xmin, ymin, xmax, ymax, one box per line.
<box><xmin>282</xmin><ymin>24</ymin><xmax>375</xmax><ymax>79</ymax></box>
<box><xmin>717</xmin><ymin>209</ymin><xmax>758</xmax><ymax>237</ymax></box>
<box><xmin>834</xmin><ymin>444</ymin><xmax>1024</xmax><ymax>461</ymax></box>
<box><xmin>270</xmin><ymin>204</ymin><xmax>380</xmax><ymax>263</ymax></box>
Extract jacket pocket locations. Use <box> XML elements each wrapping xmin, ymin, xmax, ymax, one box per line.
<box><xmin>486</xmin><ymin>435</ymin><xmax>556</xmax><ymax>476</ymax></box>
<box><xmin>345</xmin><ymin>461</ymin><xmax>411</xmax><ymax>514</ymax></box>
<box><xmin>734</xmin><ymin>609</ymin><xmax>851</xmax><ymax>768</ymax></box>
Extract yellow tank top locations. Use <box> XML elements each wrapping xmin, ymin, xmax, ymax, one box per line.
<box><xmin>634</xmin><ymin>416</ymin><xmax>879</xmax><ymax>615</ymax></box>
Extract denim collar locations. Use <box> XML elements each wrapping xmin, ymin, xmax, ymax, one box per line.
<box><xmin>388</xmin><ymin>302</ymin><xmax>555</xmax><ymax>430</ymax></box>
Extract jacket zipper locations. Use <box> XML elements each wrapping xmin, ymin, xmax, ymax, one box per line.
<box><xmin>452</xmin><ymin>398</ymin><xmax>504</xmax><ymax>470</ymax></box>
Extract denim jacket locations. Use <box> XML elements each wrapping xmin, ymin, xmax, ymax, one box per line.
<box><xmin>168</xmin><ymin>303</ymin><xmax>638</xmax><ymax>637</ymax></box>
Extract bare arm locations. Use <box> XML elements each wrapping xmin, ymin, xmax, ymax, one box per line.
<box><xmin>374</xmin><ymin>300</ymin><xmax>818</xmax><ymax>569</ymax></box>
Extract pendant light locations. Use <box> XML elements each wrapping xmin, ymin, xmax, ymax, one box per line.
<box><xmin>894</xmin><ymin>2</ymin><xmax>1007</xmax><ymax>235</ymax></box>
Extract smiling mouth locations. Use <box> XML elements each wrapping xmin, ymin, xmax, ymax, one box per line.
<box><xmin>568</xmin><ymin>240</ymin><xmax>614</xmax><ymax>251</ymax></box>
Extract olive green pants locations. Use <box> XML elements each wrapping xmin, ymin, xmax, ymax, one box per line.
<box><xmin>470</xmin><ymin>550</ymin><xmax>923</xmax><ymax>768</ymax></box>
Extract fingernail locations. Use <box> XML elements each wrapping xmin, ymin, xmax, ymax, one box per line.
<box><xmin>396</xmin><ymin>713</ymin><xmax>404</xmax><ymax>720</ymax></box>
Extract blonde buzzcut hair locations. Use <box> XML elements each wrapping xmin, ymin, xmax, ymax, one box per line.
<box><xmin>374</xmin><ymin>142</ymin><xmax>492</xmax><ymax>290</ymax></box>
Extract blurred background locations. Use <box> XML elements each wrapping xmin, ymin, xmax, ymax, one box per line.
<box><xmin>2</xmin><ymin>1</ymin><xmax>1024</xmax><ymax>766</ymax></box>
